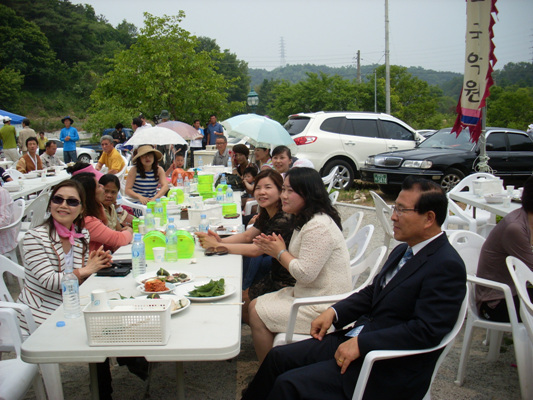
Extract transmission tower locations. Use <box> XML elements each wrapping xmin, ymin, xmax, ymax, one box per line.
<box><xmin>280</xmin><ymin>37</ymin><xmax>286</xmax><ymax>68</ymax></box>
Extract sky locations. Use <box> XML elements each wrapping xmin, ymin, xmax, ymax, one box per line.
<box><xmin>72</xmin><ymin>0</ymin><xmax>532</xmax><ymax>73</ymax></box>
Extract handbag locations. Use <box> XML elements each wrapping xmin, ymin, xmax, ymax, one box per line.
<box><xmin>215</xmin><ymin>173</ymin><xmax>245</xmax><ymax>191</ymax></box>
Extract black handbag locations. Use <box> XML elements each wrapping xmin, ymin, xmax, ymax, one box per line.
<box><xmin>215</xmin><ymin>173</ymin><xmax>245</xmax><ymax>191</ymax></box>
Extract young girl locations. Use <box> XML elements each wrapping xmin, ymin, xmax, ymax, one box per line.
<box><xmin>125</xmin><ymin>145</ymin><xmax>169</xmax><ymax>205</ymax></box>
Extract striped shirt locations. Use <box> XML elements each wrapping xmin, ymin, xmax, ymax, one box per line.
<box><xmin>0</xmin><ymin>188</ymin><xmax>16</xmax><ymax>253</ymax></box>
<box><xmin>132</xmin><ymin>170</ymin><xmax>159</xmax><ymax>199</ymax></box>
<box><xmin>18</xmin><ymin>225</ymin><xmax>89</xmax><ymax>328</ymax></box>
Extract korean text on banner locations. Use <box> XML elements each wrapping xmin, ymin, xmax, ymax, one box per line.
<box><xmin>451</xmin><ymin>0</ymin><xmax>498</xmax><ymax>143</ymax></box>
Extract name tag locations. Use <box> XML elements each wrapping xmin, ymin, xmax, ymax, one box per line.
<box><xmin>345</xmin><ymin>325</ymin><xmax>364</xmax><ymax>338</ymax></box>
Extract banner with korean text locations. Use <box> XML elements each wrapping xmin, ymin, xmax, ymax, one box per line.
<box><xmin>451</xmin><ymin>0</ymin><xmax>498</xmax><ymax>143</ymax></box>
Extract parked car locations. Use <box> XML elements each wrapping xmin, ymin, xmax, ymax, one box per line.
<box><xmin>49</xmin><ymin>139</ymin><xmax>98</xmax><ymax>164</ymax></box>
<box><xmin>361</xmin><ymin>127</ymin><xmax>533</xmax><ymax>193</ymax></box>
<box><xmin>416</xmin><ymin>129</ymin><xmax>437</xmax><ymax>138</ymax></box>
<box><xmin>284</xmin><ymin>112</ymin><xmax>422</xmax><ymax>189</ymax></box>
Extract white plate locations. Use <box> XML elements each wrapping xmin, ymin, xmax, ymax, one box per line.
<box><xmin>136</xmin><ymin>281</ymin><xmax>175</xmax><ymax>295</ymax></box>
<box><xmin>134</xmin><ymin>270</ymin><xmax>193</xmax><ymax>285</ymax></box>
<box><xmin>175</xmin><ymin>280</ymin><xmax>237</xmax><ymax>302</ymax></box>
<box><xmin>135</xmin><ymin>294</ymin><xmax>190</xmax><ymax>315</ymax></box>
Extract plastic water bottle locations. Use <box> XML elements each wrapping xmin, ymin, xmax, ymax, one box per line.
<box><xmin>177</xmin><ymin>173</ymin><xmax>184</xmax><ymax>187</ymax></box>
<box><xmin>220</xmin><ymin>173</ymin><xmax>227</xmax><ymax>185</ymax></box>
<box><xmin>216</xmin><ymin>187</ymin><xmax>224</xmax><ymax>203</ymax></box>
<box><xmin>61</xmin><ymin>258</ymin><xmax>81</xmax><ymax>319</ymax></box>
<box><xmin>227</xmin><ymin>156</ymin><xmax>232</xmax><ymax>169</ymax></box>
<box><xmin>132</xmin><ymin>233</ymin><xmax>146</xmax><ymax>278</ymax></box>
<box><xmin>154</xmin><ymin>198</ymin><xmax>163</xmax><ymax>220</ymax></box>
<box><xmin>198</xmin><ymin>214</ymin><xmax>209</xmax><ymax>233</ymax></box>
<box><xmin>198</xmin><ymin>156</ymin><xmax>203</xmax><ymax>169</ymax></box>
<box><xmin>225</xmin><ymin>184</ymin><xmax>234</xmax><ymax>203</ymax></box>
<box><xmin>193</xmin><ymin>169</ymin><xmax>198</xmax><ymax>184</ymax></box>
<box><xmin>184</xmin><ymin>175</ymin><xmax>191</xmax><ymax>193</ymax></box>
<box><xmin>145</xmin><ymin>209</ymin><xmax>155</xmax><ymax>232</ymax></box>
<box><xmin>165</xmin><ymin>218</ymin><xmax>178</xmax><ymax>262</ymax></box>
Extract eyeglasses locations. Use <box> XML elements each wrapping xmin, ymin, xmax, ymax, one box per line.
<box><xmin>51</xmin><ymin>195</ymin><xmax>81</xmax><ymax>207</ymax></box>
<box><xmin>391</xmin><ymin>205</ymin><xmax>418</xmax><ymax>216</ymax></box>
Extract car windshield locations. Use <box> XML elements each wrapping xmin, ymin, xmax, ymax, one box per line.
<box><xmin>418</xmin><ymin>128</ymin><xmax>474</xmax><ymax>151</ymax></box>
<box><xmin>284</xmin><ymin>117</ymin><xmax>310</xmax><ymax>136</ymax></box>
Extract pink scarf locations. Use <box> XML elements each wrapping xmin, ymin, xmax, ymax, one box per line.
<box><xmin>54</xmin><ymin>220</ymin><xmax>84</xmax><ymax>245</ymax></box>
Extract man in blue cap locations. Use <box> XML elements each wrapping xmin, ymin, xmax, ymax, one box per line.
<box><xmin>60</xmin><ymin>116</ymin><xmax>79</xmax><ymax>163</ymax></box>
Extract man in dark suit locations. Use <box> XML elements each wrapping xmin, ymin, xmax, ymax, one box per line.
<box><xmin>242</xmin><ymin>176</ymin><xmax>466</xmax><ymax>400</ymax></box>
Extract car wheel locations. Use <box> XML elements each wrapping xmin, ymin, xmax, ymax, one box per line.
<box><xmin>441</xmin><ymin>168</ymin><xmax>465</xmax><ymax>192</ymax></box>
<box><xmin>78</xmin><ymin>154</ymin><xmax>92</xmax><ymax>164</ymax></box>
<box><xmin>323</xmin><ymin>160</ymin><xmax>355</xmax><ymax>190</ymax></box>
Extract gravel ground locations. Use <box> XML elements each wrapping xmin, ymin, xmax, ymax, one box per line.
<box><xmin>17</xmin><ymin>203</ymin><xmax>521</xmax><ymax>399</ymax></box>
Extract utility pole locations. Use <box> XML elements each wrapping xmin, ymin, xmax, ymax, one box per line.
<box><xmin>356</xmin><ymin>50</ymin><xmax>361</xmax><ymax>83</ymax></box>
<box><xmin>280</xmin><ymin>37</ymin><xmax>286</xmax><ymax>68</ymax></box>
<box><xmin>385</xmin><ymin>0</ymin><xmax>391</xmax><ymax>114</ymax></box>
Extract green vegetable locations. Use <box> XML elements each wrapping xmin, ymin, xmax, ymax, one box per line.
<box><xmin>188</xmin><ymin>279</ymin><xmax>225</xmax><ymax>297</ymax></box>
<box><xmin>157</xmin><ymin>267</ymin><xmax>170</xmax><ymax>276</ymax></box>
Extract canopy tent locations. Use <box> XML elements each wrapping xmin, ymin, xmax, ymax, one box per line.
<box><xmin>0</xmin><ymin>109</ymin><xmax>26</xmax><ymax>125</ymax></box>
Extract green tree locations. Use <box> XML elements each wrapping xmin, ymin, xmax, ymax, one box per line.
<box><xmin>487</xmin><ymin>86</ymin><xmax>533</xmax><ymax>129</ymax></box>
<box><xmin>0</xmin><ymin>68</ymin><xmax>24</xmax><ymax>109</ymax></box>
<box><xmin>0</xmin><ymin>5</ymin><xmax>58</xmax><ymax>89</ymax></box>
<box><xmin>86</xmin><ymin>12</ymin><xmax>240</xmax><ymax>133</ymax></box>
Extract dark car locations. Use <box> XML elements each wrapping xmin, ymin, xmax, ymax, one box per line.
<box><xmin>361</xmin><ymin>127</ymin><xmax>533</xmax><ymax>193</ymax></box>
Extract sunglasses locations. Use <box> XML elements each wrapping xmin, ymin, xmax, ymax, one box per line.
<box><xmin>51</xmin><ymin>195</ymin><xmax>81</xmax><ymax>207</ymax></box>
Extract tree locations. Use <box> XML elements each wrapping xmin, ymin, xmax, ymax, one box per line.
<box><xmin>487</xmin><ymin>86</ymin><xmax>533</xmax><ymax>130</ymax></box>
<box><xmin>195</xmin><ymin>37</ymin><xmax>250</xmax><ymax>105</ymax></box>
<box><xmin>0</xmin><ymin>68</ymin><xmax>24</xmax><ymax>109</ymax></box>
<box><xmin>86</xmin><ymin>12</ymin><xmax>241</xmax><ymax>133</ymax></box>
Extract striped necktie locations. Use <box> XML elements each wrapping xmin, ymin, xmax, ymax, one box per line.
<box><xmin>382</xmin><ymin>247</ymin><xmax>413</xmax><ymax>288</ymax></box>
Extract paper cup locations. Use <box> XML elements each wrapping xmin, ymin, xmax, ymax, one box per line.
<box><xmin>154</xmin><ymin>217</ymin><xmax>161</xmax><ymax>229</ymax></box>
<box><xmin>91</xmin><ymin>289</ymin><xmax>109</xmax><ymax>310</ymax></box>
<box><xmin>503</xmin><ymin>196</ymin><xmax>511</xmax><ymax>208</ymax></box>
<box><xmin>153</xmin><ymin>247</ymin><xmax>166</xmax><ymax>263</ymax></box>
<box><xmin>506</xmin><ymin>185</ymin><xmax>515</xmax><ymax>196</ymax></box>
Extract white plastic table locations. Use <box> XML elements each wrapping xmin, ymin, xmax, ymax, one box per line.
<box><xmin>21</xmin><ymin>250</ymin><xmax>243</xmax><ymax>400</ymax></box>
<box><xmin>8</xmin><ymin>170</ymin><xmax>70</xmax><ymax>199</ymax></box>
<box><xmin>449</xmin><ymin>191</ymin><xmax>521</xmax><ymax>217</ymax></box>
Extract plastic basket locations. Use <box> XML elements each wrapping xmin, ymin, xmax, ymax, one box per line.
<box><xmin>83</xmin><ymin>299</ymin><xmax>171</xmax><ymax>346</ymax></box>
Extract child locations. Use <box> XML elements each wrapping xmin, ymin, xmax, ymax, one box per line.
<box><xmin>242</xmin><ymin>166</ymin><xmax>258</xmax><ymax>196</ymax></box>
<box><xmin>170</xmin><ymin>153</ymin><xmax>193</xmax><ymax>185</ymax></box>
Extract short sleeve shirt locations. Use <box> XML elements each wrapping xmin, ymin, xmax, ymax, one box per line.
<box><xmin>99</xmin><ymin>148</ymin><xmax>125</xmax><ymax>171</ymax></box>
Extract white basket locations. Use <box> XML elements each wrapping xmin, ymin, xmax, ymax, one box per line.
<box><xmin>188</xmin><ymin>204</ymin><xmax>223</xmax><ymax>227</ymax></box>
<box><xmin>83</xmin><ymin>299</ymin><xmax>171</xmax><ymax>346</ymax></box>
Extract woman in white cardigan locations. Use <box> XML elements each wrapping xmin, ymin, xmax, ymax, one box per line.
<box><xmin>18</xmin><ymin>179</ymin><xmax>111</xmax><ymax>327</ymax></box>
<box><xmin>251</xmin><ymin>167</ymin><xmax>351</xmax><ymax>363</ymax></box>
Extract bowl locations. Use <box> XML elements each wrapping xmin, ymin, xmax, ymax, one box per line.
<box><xmin>484</xmin><ymin>193</ymin><xmax>507</xmax><ymax>204</ymax></box>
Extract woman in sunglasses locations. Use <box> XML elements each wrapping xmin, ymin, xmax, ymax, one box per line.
<box><xmin>71</xmin><ymin>173</ymin><xmax>133</xmax><ymax>253</ymax></box>
<box><xmin>18</xmin><ymin>180</ymin><xmax>112</xmax><ymax>327</ymax></box>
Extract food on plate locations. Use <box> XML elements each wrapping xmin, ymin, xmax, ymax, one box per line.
<box><xmin>144</xmin><ymin>279</ymin><xmax>168</xmax><ymax>292</ymax></box>
<box><xmin>204</xmin><ymin>246</ymin><xmax>228</xmax><ymax>256</ymax></box>
<box><xmin>146</xmin><ymin>293</ymin><xmax>161</xmax><ymax>299</ymax></box>
<box><xmin>187</xmin><ymin>278</ymin><xmax>225</xmax><ymax>297</ymax></box>
<box><xmin>140</xmin><ymin>272</ymin><xmax>191</xmax><ymax>285</ymax></box>
<box><xmin>144</xmin><ymin>295</ymin><xmax>188</xmax><ymax>312</ymax></box>
<box><xmin>223</xmin><ymin>213</ymin><xmax>240</xmax><ymax>219</ymax></box>
<box><xmin>157</xmin><ymin>267</ymin><xmax>170</xmax><ymax>276</ymax></box>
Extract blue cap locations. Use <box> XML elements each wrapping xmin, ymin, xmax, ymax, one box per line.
<box><xmin>56</xmin><ymin>321</ymin><xmax>66</xmax><ymax>327</ymax></box>
<box><xmin>134</xmin><ymin>233</ymin><xmax>142</xmax><ymax>241</ymax></box>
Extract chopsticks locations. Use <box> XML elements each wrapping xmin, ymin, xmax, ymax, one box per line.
<box><xmin>80</xmin><ymin>288</ymin><xmax>120</xmax><ymax>299</ymax></box>
<box><xmin>192</xmin><ymin>302</ymin><xmax>244</xmax><ymax>306</ymax></box>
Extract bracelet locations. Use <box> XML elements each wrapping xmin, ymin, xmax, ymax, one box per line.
<box><xmin>277</xmin><ymin>249</ymin><xmax>288</xmax><ymax>262</ymax></box>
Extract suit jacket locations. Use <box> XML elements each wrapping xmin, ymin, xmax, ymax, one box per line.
<box><xmin>333</xmin><ymin>233</ymin><xmax>466</xmax><ymax>398</ymax></box>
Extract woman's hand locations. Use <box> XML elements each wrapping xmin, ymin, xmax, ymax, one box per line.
<box><xmin>137</xmin><ymin>195</ymin><xmax>150</xmax><ymax>205</ymax></box>
<box><xmin>253</xmin><ymin>233</ymin><xmax>286</xmax><ymax>258</ymax></box>
<box><xmin>195</xmin><ymin>230</ymin><xmax>221</xmax><ymax>248</ymax></box>
<box><xmin>82</xmin><ymin>246</ymin><xmax>112</xmax><ymax>278</ymax></box>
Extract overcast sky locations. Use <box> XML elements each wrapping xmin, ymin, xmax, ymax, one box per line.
<box><xmin>72</xmin><ymin>0</ymin><xmax>532</xmax><ymax>73</ymax></box>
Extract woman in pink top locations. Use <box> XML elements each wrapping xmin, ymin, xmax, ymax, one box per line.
<box><xmin>71</xmin><ymin>172</ymin><xmax>133</xmax><ymax>253</ymax></box>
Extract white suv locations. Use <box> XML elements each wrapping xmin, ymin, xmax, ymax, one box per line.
<box><xmin>285</xmin><ymin>112</ymin><xmax>422</xmax><ymax>189</ymax></box>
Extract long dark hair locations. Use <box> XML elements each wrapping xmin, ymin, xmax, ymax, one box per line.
<box><xmin>252</xmin><ymin>169</ymin><xmax>284</xmax><ymax>225</ymax></box>
<box><xmin>45</xmin><ymin>179</ymin><xmax>87</xmax><ymax>248</ymax></box>
<box><xmin>99</xmin><ymin>173</ymin><xmax>120</xmax><ymax>190</ymax></box>
<box><xmin>134</xmin><ymin>150</ymin><xmax>159</xmax><ymax>179</ymax></box>
<box><xmin>284</xmin><ymin>167</ymin><xmax>342</xmax><ymax>230</ymax></box>
<box><xmin>70</xmin><ymin>173</ymin><xmax>102</xmax><ymax>218</ymax></box>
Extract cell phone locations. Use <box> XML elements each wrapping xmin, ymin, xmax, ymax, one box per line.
<box><xmin>96</xmin><ymin>263</ymin><xmax>132</xmax><ymax>277</ymax></box>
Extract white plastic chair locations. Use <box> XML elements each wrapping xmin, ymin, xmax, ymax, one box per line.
<box><xmin>351</xmin><ymin>291</ymin><xmax>468</xmax><ymax>400</ymax></box>
<box><xmin>506</xmin><ymin>256</ymin><xmax>533</xmax><ymax>399</ymax></box>
<box><xmin>0</xmin><ymin>254</ymin><xmax>64</xmax><ymax>399</ymax></box>
<box><xmin>321</xmin><ymin>166</ymin><xmax>339</xmax><ymax>192</ymax></box>
<box><xmin>369</xmin><ymin>191</ymin><xmax>396</xmax><ymax>250</ymax></box>
<box><xmin>443</xmin><ymin>196</ymin><xmax>493</xmax><ymax>237</ymax></box>
<box><xmin>244</xmin><ymin>199</ymin><xmax>258</xmax><ymax>216</ymax></box>
<box><xmin>272</xmin><ymin>246</ymin><xmax>387</xmax><ymax>347</ymax></box>
<box><xmin>345</xmin><ymin>224</ymin><xmax>374</xmax><ymax>267</ymax></box>
<box><xmin>0</xmin><ymin>198</ymin><xmax>25</xmax><ymax>263</ymax></box>
<box><xmin>448</xmin><ymin>172</ymin><xmax>496</xmax><ymax>196</ymax></box>
<box><xmin>329</xmin><ymin>190</ymin><xmax>339</xmax><ymax>206</ymax></box>
<box><xmin>0</xmin><ymin>307</ymin><xmax>46</xmax><ymax>400</ymax></box>
<box><xmin>342</xmin><ymin>211</ymin><xmax>364</xmax><ymax>243</ymax></box>
<box><xmin>449</xmin><ymin>232</ymin><xmax>531</xmax><ymax>398</ymax></box>
<box><xmin>20</xmin><ymin>190</ymin><xmax>50</xmax><ymax>232</ymax></box>
<box><xmin>120</xmin><ymin>196</ymin><xmax>147</xmax><ymax>216</ymax></box>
